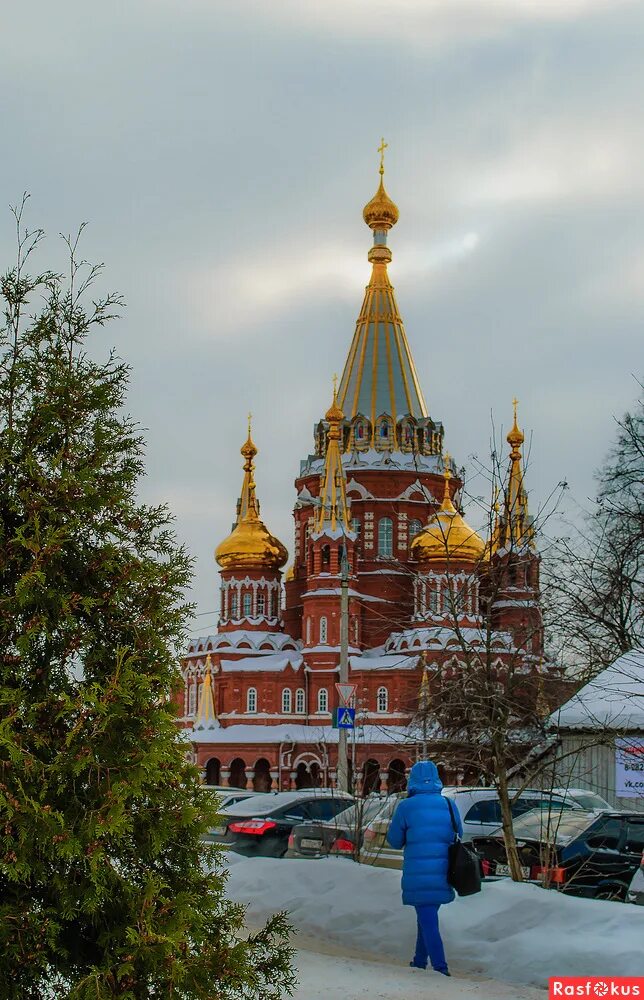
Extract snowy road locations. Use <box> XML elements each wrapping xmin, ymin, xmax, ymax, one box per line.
<box><xmin>290</xmin><ymin>933</ymin><xmax>546</xmax><ymax>999</ymax></box>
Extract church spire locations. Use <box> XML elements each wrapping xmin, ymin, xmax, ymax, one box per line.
<box><xmin>337</xmin><ymin>142</ymin><xmax>428</xmax><ymax>428</ymax></box>
<box><xmin>500</xmin><ymin>399</ymin><xmax>534</xmax><ymax>550</ymax></box>
<box><xmin>214</xmin><ymin>420</ymin><xmax>288</xmax><ymax>571</ymax></box>
<box><xmin>238</xmin><ymin>413</ymin><xmax>260</xmax><ymax>522</ymax></box>
<box><xmin>314</xmin><ymin>379</ymin><xmax>353</xmax><ymax>536</ymax></box>
<box><xmin>194</xmin><ymin>655</ymin><xmax>218</xmax><ymax>730</ymax></box>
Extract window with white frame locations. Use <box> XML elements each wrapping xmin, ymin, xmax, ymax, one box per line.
<box><xmin>377</xmin><ymin>686</ymin><xmax>388</xmax><ymax>713</ymax></box>
<box><xmin>257</xmin><ymin>592</ymin><xmax>266</xmax><ymax>616</ymax></box>
<box><xmin>319</xmin><ymin>616</ymin><xmax>328</xmax><ymax>644</ymax></box>
<box><xmin>188</xmin><ymin>679</ymin><xmax>197</xmax><ymax>716</ymax></box>
<box><xmin>271</xmin><ymin>591</ymin><xmax>278</xmax><ymax>617</ymax></box>
<box><xmin>282</xmin><ymin>688</ymin><xmax>292</xmax><ymax>713</ymax></box>
<box><xmin>230</xmin><ymin>593</ymin><xmax>239</xmax><ymax>618</ymax></box>
<box><xmin>317</xmin><ymin>687</ymin><xmax>328</xmax><ymax>713</ymax></box>
<box><xmin>306</xmin><ymin>617</ymin><xmax>311</xmax><ymax>644</ymax></box>
<box><xmin>295</xmin><ymin>688</ymin><xmax>305</xmax><ymax>713</ymax></box>
<box><xmin>243</xmin><ymin>592</ymin><xmax>252</xmax><ymax>616</ymax></box>
<box><xmin>246</xmin><ymin>687</ymin><xmax>257</xmax><ymax>713</ymax></box>
<box><xmin>378</xmin><ymin>517</ymin><xmax>393</xmax><ymax>557</ymax></box>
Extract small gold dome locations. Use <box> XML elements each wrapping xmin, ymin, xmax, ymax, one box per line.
<box><xmin>411</xmin><ymin>457</ymin><xmax>486</xmax><ymax>566</ymax></box>
<box><xmin>215</xmin><ymin>518</ymin><xmax>288</xmax><ymax>571</ymax></box>
<box><xmin>507</xmin><ymin>398</ymin><xmax>524</xmax><ymax>450</ymax></box>
<box><xmin>285</xmin><ymin>564</ymin><xmax>294</xmax><ymax>582</ymax></box>
<box><xmin>363</xmin><ymin>178</ymin><xmax>400</xmax><ymax>231</ymax></box>
<box><xmin>214</xmin><ymin>423</ymin><xmax>288</xmax><ymax>572</ymax></box>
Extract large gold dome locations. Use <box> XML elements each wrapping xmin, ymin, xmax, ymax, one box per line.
<box><xmin>411</xmin><ymin>458</ymin><xmax>486</xmax><ymax>566</ymax></box>
<box><xmin>214</xmin><ymin>425</ymin><xmax>288</xmax><ymax>572</ymax></box>
<box><xmin>215</xmin><ymin>518</ymin><xmax>288</xmax><ymax>571</ymax></box>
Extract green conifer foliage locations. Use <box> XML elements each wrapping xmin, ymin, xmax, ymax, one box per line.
<box><xmin>0</xmin><ymin>204</ymin><xmax>295</xmax><ymax>999</ymax></box>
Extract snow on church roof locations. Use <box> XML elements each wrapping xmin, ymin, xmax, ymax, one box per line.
<box><xmin>188</xmin><ymin>723</ymin><xmax>411</xmax><ymax>746</ymax></box>
<box><xmin>220</xmin><ymin>652</ymin><xmax>303</xmax><ymax>673</ymax></box>
<box><xmin>550</xmin><ymin>649</ymin><xmax>644</xmax><ymax>731</ymax></box>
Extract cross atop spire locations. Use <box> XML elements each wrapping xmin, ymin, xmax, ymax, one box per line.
<box><xmin>378</xmin><ymin>137</ymin><xmax>388</xmax><ymax>177</ymax></box>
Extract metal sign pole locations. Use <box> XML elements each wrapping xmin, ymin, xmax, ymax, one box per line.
<box><xmin>337</xmin><ymin>550</ymin><xmax>350</xmax><ymax>792</ymax></box>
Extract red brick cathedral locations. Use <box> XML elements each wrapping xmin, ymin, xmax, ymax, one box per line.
<box><xmin>181</xmin><ymin>159</ymin><xmax>543</xmax><ymax>794</ymax></box>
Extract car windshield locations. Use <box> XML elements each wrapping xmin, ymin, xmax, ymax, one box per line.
<box><xmin>571</xmin><ymin>792</ymin><xmax>611</xmax><ymax>811</ymax></box>
<box><xmin>502</xmin><ymin>808</ymin><xmax>598</xmax><ymax>846</ymax></box>
<box><xmin>331</xmin><ymin>798</ymin><xmax>387</xmax><ymax>828</ymax></box>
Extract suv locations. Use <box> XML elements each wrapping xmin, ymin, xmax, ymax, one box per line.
<box><xmin>474</xmin><ymin>810</ymin><xmax>644</xmax><ymax>900</ymax></box>
<box><xmin>359</xmin><ymin>787</ymin><xmax>575</xmax><ymax>869</ymax></box>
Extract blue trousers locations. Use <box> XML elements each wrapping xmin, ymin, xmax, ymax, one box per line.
<box><xmin>412</xmin><ymin>904</ymin><xmax>448</xmax><ymax>973</ymax></box>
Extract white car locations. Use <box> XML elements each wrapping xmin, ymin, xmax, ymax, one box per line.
<box><xmin>360</xmin><ymin>786</ymin><xmax>575</xmax><ymax>869</ymax></box>
<box><xmin>552</xmin><ymin>787</ymin><xmax>613</xmax><ymax>812</ymax></box>
<box><xmin>626</xmin><ymin>849</ymin><xmax>644</xmax><ymax>905</ymax></box>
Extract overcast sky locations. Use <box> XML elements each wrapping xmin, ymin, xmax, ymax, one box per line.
<box><xmin>1</xmin><ymin>0</ymin><xmax>642</xmax><ymax>639</ymax></box>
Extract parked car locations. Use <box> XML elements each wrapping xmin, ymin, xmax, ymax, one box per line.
<box><xmin>552</xmin><ymin>787</ymin><xmax>613</xmax><ymax>812</ymax></box>
<box><xmin>626</xmin><ymin>849</ymin><xmax>644</xmax><ymax>905</ymax></box>
<box><xmin>359</xmin><ymin>787</ymin><xmax>576</xmax><ymax>869</ymax></box>
<box><xmin>209</xmin><ymin>787</ymin><xmax>263</xmax><ymax>811</ymax></box>
<box><xmin>473</xmin><ymin>809</ymin><xmax>644</xmax><ymax>900</ymax></box>
<box><xmin>210</xmin><ymin>789</ymin><xmax>354</xmax><ymax>857</ymax></box>
<box><xmin>286</xmin><ymin>797</ymin><xmax>387</xmax><ymax>860</ymax></box>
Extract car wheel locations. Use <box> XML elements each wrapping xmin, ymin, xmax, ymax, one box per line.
<box><xmin>594</xmin><ymin>885</ymin><xmax>627</xmax><ymax>902</ymax></box>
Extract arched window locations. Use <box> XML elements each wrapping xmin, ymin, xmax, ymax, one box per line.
<box><xmin>409</xmin><ymin>518</ymin><xmax>422</xmax><ymax>541</ymax></box>
<box><xmin>429</xmin><ymin>585</ymin><xmax>439</xmax><ymax>614</ymax></box>
<box><xmin>351</xmin><ymin>517</ymin><xmax>361</xmax><ymax>536</ymax></box>
<box><xmin>321</xmin><ymin>545</ymin><xmax>331</xmax><ymax>569</ymax></box>
<box><xmin>246</xmin><ymin>687</ymin><xmax>257</xmax><ymax>714</ymax></box>
<box><xmin>257</xmin><ymin>593</ymin><xmax>266</xmax><ymax>616</ymax></box>
<box><xmin>282</xmin><ymin>688</ymin><xmax>292</xmax><ymax>713</ymax></box>
<box><xmin>295</xmin><ymin>688</ymin><xmax>305</xmax><ymax>713</ymax></box>
<box><xmin>317</xmin><ymin>688</ymin><xmax>328</xmax><ymax>713</ymax></box>
<box><xmin>271</xmin><ymin>592</ymin><xmax>278</xmax><ymax>617</ymax></box>
<box><xmin>377</xmin><ymin>686</ymin><xmax>388</xmax><ymax>713</ymax></box>
<box><xmin>319</xmin><ymin>616</ymin><xmax>328</xmax><ymax>644</ymax></box>
<box><xmin>353</xmin><ymin>617</ymin><xmax>359</xmax><ymax>643</ymax></box>
<box><xmin>230</xmin><ymin>593</ymin><xmax>238</xmax><ymax>618</ymax></box>
<box><xmin>188</xmin><ymin>680</ymin><xmax>197</xmax><ymax>716</ymax></box>
<box><xmin>242</xmin><ymin>592</ymin><xmax>252</xmax><ymax>616</ymax></box>
<box><xmin>306</xmin><ymin>617</ymin><xmax>312</xmax><ymax>644</ymax></box>
<box><xmin>378</xmin><ymin>518</ymin><xmax>393</xmax><ymax>557</ymax></box>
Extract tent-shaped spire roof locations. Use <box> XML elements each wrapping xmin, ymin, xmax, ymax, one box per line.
<box><xmin>337</xmin><ymin>144</ymin><xmax>428</xmax><ymax>428</ymax></box>
<box><xmin>494</xmin><ymin>400</ymin><xmax>535</xmax><ymax>552</ymax></box>
<box><xmin>314</xmin><ymin>380</ymin><xmax>354</xmax><ymax>538</ymax></box>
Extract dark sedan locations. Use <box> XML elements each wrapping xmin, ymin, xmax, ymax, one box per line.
<box><xmin>286</xmin><ymin>796</ymin><xmax>387</xmax><ymax>860</ymax></box>
<box><xmin>473</xmin><ymin>809</ymin><xmax>644</xmax><ymax>901</ymax></box>
<box><xmin>211</xmin><ymin>789</ymin><xmax>353</xmax><ymax>858</ymax></box>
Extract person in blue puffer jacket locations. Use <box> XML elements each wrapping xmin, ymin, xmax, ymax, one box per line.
<box><xmin>387</xmin><ymin>759</ymin><xmax>462</xmax><ymax>976</ymax></box>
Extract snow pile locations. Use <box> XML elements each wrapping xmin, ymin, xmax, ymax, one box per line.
<box><xmin>226</xmin><ymin>855</ymin><xmax>644</xmax><ymax>988</ymax></box>
<box><xmin>551</xmin><ymin>649</ymin><xmax>644</xmax><ymax>731</ymax></box>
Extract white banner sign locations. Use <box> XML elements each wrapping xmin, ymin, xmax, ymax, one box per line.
<box><xmin>615</xmin><ymin>737</ymin><xmax>644</xmax><ymax>798</ymax></box>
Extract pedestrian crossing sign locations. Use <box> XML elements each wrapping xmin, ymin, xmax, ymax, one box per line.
<box><xmin>336</xmin><ymin>706</ymin><xmax>355</xmax><ymax>729</ymax></box>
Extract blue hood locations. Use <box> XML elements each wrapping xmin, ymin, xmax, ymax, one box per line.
<box><xmin>407</xmin><ymin>760</ymin><xmax>443</xmax><ymax>795</ymax></box>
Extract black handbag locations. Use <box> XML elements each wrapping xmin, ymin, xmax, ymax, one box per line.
<box><xmin>446</xmin><ymin>798</ymin><xmax>482</xmax><ymax>896</ymax></box>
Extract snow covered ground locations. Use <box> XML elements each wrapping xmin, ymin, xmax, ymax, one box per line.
<box><xmin>226</xmin><ymin>855</ymin><xmax>644</xmax><ymax>994</ymax></box>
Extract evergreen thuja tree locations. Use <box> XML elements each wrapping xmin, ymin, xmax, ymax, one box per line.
<box><xmin>0</xmin><ymin>203</ymin><xmax>295</xmax><ymax>999</ymax></box>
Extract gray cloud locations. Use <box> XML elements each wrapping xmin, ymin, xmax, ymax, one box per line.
<box><xmin>1</xmin><ymin>0</ymin><xmax>641</xmax><ymax>634</ymax></box>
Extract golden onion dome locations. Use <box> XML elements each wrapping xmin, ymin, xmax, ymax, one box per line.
<box><xmin>411</xmin><ymin>455</ymin><xmax>486</xmax><ymax>566</ymax></box>
<box><xmin>214</xmin><ymin>422</ymin><xmax>288</xmax><ymax>572</ymax></box>
<box><xmin>363</xmin><ymin>177</ymin><xmax>400</xmax><ymax>231</ymax></box>
<box><xmin>507</xmin><ymin>398</ymin><xmax>525</xmax><ymax>451</ymax></box>
<box><xmin>285</xmin><ymin>564</ymin><xmax>294</xmax><ymax>582</ymax></box>
<box><xmin>215</xmin><ymin>518</ymin><xmax>288</xmax><ymax>571</ymax></box>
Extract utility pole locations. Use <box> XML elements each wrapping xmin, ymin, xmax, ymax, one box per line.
<box><xmin>337</xmin><ymin>548</ymin><xmax>350</xmax><ymax>792</ymax></box>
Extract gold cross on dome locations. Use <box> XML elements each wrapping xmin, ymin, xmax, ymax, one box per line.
<box><xmin>378</xmin><ymin>137</ymin><xmax>388</xmax><ymax>176</ymax></box>
<box><xmin>332</xmin><ymin>372</ymin><xmax>338</xmax><ymax>397</ymax></box>
<box><xmin>512</xmin><ymin>397</ymin><xmax>519</xmax><ymax>421</ymax></box>
<box><xmin>247</xmin><ymin>411</ymin><xmax>252</xmax><ymax>436</ymax></box>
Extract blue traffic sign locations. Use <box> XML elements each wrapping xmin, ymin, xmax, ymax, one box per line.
<box><xmin>336</xmin><ymin>706</ymin><xmax>355</xmax><ymax>729</ymax></box>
